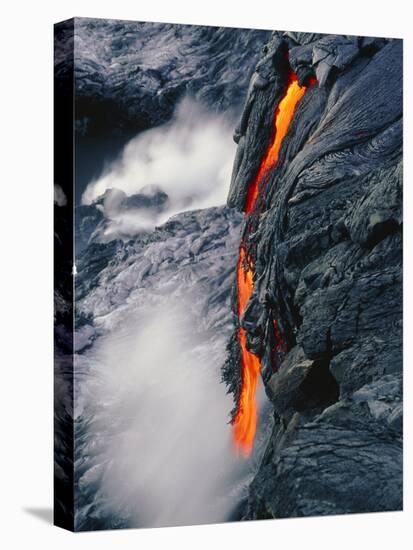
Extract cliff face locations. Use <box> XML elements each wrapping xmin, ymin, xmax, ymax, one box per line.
<box><xmin>58</xmin><ymin>20</ymin><xmax>402</xmax><ymax>528</ymax></box>
<box><xmin>224</xmin><ymin>31</ymin><xmax>402</xmax><ymax>517</ymax></box>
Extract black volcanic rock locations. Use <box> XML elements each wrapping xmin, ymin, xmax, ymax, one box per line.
<box><xmin>59</xmin><ymin>18</ymin><xmax>271</xmax><ymax>136</ymax></box>
<box><xmin>224</xmin><ymin>32</ymin><xmax>402</xmax><ymax>517</ymax></box>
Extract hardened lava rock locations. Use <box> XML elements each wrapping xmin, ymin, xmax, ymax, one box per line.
<box><xmin>56</xmin><ymin>18</ymin><xmax>271</xmax><ymax>135</ymax></box>
<box><xmin>224</xmin><ymin>31</ymin><xmax>402</xmax><ymax>517</ymax></box>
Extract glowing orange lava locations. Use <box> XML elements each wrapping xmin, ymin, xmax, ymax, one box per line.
<box><xmin>244</xmin><ymin>75</ymin><xmax>308</xmax><ymax>213</ymax></box>
<box><xmin>233</xmin><ymin>73</ymin><xmax>312</xmax><ymax>456</ymax></box>
<box><xmin>233</xmin><ymin>246</ymin><xmax>261</xmax><ymax>456</ymax></box>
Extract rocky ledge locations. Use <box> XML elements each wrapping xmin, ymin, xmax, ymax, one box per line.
<box><xmin>223</xmin><ymin>31</ymin><xmax>402</xmax><ymax>517</ymax></box>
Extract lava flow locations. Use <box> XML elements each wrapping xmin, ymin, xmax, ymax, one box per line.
<box><xmin>233</xmin><ymin>72</ymin><xmax>313</xmax><ymax>456</ymax></box>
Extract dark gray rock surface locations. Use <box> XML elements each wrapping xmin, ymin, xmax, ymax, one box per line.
<box><xmin>62</xmin><ymin>18</ymin><xmax>271</xmax><ymax>135</ymax></box>
<box><xmin>224</xmin><ymin>31</ymin><xmax>402</xmax><ymax>518</ymax></box>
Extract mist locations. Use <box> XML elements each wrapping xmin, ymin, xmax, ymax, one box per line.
<box><xmin>73</xmin><ymin>96</ymin><xmax>269</xmax><ymax>528</ymax></box>
<box><xmin>76</xmin><ymin>298</ymin><xmax>253</xmax><ymax>527</ymax></box>
<box><xmin>81</xmin><ymin>98</ymin><xmax>237</xmax><ymax>238</ymax></box>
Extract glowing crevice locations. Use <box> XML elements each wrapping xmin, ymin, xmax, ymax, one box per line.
<box><xmin>233</xmin><ymin>72</ymin><xmax>314</xmax><ymax>456</ymax></box>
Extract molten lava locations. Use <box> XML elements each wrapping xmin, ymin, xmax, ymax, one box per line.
<box><xmin>244</xmin><ymin>75</ymin><xmax>308</xmax><ymax>213</ymax></box>
<box><xmin>233</xmin><ymin>246</ymin><xmax>261</xmax><ymax>456</ymax></box>
<box><xmin>233</xmin><ymin>73</ymin><xmax>313</xmax><ymax>456</ymax></box>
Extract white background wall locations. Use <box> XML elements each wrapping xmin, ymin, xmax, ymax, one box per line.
<box><xmin>0</xmin><ymin>0</ymin><xmax>411</xmax><ymax>548</ymax></box>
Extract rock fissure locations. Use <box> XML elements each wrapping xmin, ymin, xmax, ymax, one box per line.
<box><xmin>223</xmin><ymin>30</ymin><xmax>402</xmax><ymax>518</ymax></box>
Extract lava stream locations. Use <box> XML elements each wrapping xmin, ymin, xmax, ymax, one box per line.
<box><xmin>233</xmin><ymin>73</ymin><xmax>313</xmax><ymax>456</ymax></box>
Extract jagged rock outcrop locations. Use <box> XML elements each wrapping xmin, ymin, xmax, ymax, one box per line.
<box><xmin>224</xmin><ymin>31</ymin><xmax>403</xmax><ymax>517</ymax></box>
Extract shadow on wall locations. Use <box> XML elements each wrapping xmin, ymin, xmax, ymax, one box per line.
<box><xmin>23</xmin><ymin>508</ymin><xmax>53</xmax><ymax>525</ymax></box>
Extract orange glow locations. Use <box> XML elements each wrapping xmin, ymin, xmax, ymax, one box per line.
<box><xmin>233</xmin><ymin>247</ymin><xmax>261</xmax><ymax>456</ymax></box>
<box><xmin>233</xmin><ymin>72</ymin><xmax>312</xmax><ymax>456</ymax></box>
<box><xmin>245</xmin><ymin>74</ymin><xmax>308</xmax><ymax>214</ymax></box>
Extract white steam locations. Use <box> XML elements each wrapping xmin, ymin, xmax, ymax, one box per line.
<box><xmin>77</xmin><ymin>299</ymin><xmax>249</xmax><ymax>528</ymax></box>
<box><xmin>81</xmin><ymin>98</ymin><xmax>237</xmax><ymax>235</ymax></box>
